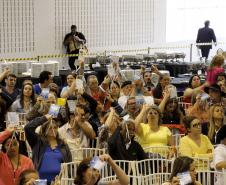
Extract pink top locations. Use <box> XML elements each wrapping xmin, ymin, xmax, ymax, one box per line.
<box><xmin>207</xmin><ymin>67</ymin><xmax>224</xmax><ymax>85</ymax></box>
<box><xmin>0</xmin><ymin>130</ymin><xmax>34</xmax><ymax>185</ymax></box>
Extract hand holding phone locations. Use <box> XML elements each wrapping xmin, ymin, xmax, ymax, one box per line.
<box><xmin>177</xmin><ymin>171</ymin><xmax>192</xmax><ymax>185</ymax></box>
<box><xmin>90</xmin><ymin>156</ymin><xmax>106</xmax><ymax>171</ymax></box>
<box><xmin>33</xmin><ymin>179</ymin><xmax>47</xmax><ymax>185</ymax></box>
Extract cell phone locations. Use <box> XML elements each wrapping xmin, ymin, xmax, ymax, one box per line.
<box><xmin>48</xmin><ymin>104</ymin><xmax>60</xmax><ymax>117</ymax></box>
<box><xmin>90</xmin><ymin>156</ymin><xmax>106</xmax><ymax>171</ymax></box>
<box><xmin>33</xmin><ymin>179</ymin><xmax>47</xmax><ymax>185</ymax></box>
<box><xmin>177</xmin><ymin>171</ymin><xmax>192</xmax><ymax>185</ymax></box>
<box><xmin>168</xmin><ymin>85</ymin><xmax>177</xmax><ymax>99</ymax></box>
<box><xmin>40</xmin><ymin>88</ymin><xmax>50</xmax><ymax>100</ymax></box>
<box><xmin>200</xmin><ymin>93</ymin><xmax>210</xmax><ymax>101</ymax></box>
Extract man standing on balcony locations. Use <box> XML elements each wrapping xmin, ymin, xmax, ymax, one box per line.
<box><xmin>196</xmin><ymin>20</ymin><xmax>217</xmax><ymax>62</ymax></box>
<box><xmin>63</xmin><ymin>25</ymin><xmax>86</xmax><ymax>70</ymax></box>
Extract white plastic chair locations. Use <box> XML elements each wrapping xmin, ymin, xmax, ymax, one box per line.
<box><xmin>135</xmin><ymin>158</ymin><xmax>173</xmax><ymax>175</ymax></box>
<box><xmin>90</xmin><ymin>137</ymin><xmax>100</xmax><ymax>148</ymax></box>
<box><xmin>172</xmin><ymin>133</ymin><xmax>185</xmax><ymax>148</ymax></box>
<box><xmin>143</xmin><ymin>146</ymin><xmax>176</xmax><ymax>159</ymax></box>
<box><xmin>71</xmin><ymin>148</ymin><xmax>106</xmax><ymax>161</ymax></box>
<box><xmin>100</xmin><ymin>173</ymin><xmax>171</xmax><ymax>185</ymax></box>
<box><xmin>60</xmin><ymin>178</ymin><xmax>74</xmax><ymax>185</ymax></box>
<box><xmin>197</xmin><ymin>170</ymin><xmax>226</xmax><ymax>185</ymax></box>
<box><xmin>178</xmin><ymin>102</ymin><xmax>192</xmax><ymax>111</ymax></box>
<box><xmin>193</xmin><ymin>157</ymin><xmax>211</xmax><ymax>171</ymax></box>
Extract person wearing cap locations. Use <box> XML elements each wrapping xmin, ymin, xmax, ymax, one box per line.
<box><xmin>204</xmin><ymin>84</ymin><xmax>225</xmax><ymax>105</ymax></box>
<box><xmin>196</xmin><ymin>20</ymin><xmax>216</xmax><ymax>61</ymax></box>
<box><xmin>25</xmin><ymin>114</ymin><xmax>72</xmax><ymax>185</ymax></box>
<box><xmin>0</xmin><ymin>128</ymin><xmax>34</xmax><ymax>185</ymax></box>
<box><xmin>214</xmin><ymin>125</ymin><xmax>226</xmax><ymax>185</ymax></box>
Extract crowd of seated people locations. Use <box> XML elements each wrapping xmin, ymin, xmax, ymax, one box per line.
<box><xmin>0</xmin><ymin>54</ymin><xmax>225</xmax><ymax>185</ymax></box>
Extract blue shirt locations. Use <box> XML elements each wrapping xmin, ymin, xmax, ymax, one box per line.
<box><xmin>33</xmin><ymin>84</ymin><xmax>42</xmax><ymax>95</ymax></box>
<box><xmin>38</xmin><ymin>146</ymin><xmax>63</xmax><ymax>184</ymax></box>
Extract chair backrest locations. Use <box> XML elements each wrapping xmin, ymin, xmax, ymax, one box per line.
<box><xmin>71</xmin><ymin>148</ymin><xmax>106</xmax><ymax>161</ymax></box>
<box><xmin>90</xmin><ymin>137</ymin><xmax>100</xmax><ymax>148</ymax></box>
<box><xmin>60</xmin><ymin>178</ymin><xmax>74</xmax><ymax>185</ymax></box>
<box><xmin>143</xmin><ymin>146</ymin><xmax>176</xmax><ymax>159</ymax></box>
<box><xmin>172</xmin><ymin>133</ymin><xmax>185</xmax><ymax>148</ymax></box>
<box><xmin>193</xmin><ymin>157</ymin><xmax>211</xmax><ymax>171</ymax></box>
<box><xmin>136</xmin><ymin>158</ymin><xmax>173</xmax><ymax>175</ymax></box>
<box><xmin>61</xmin><ymin>161</ymin><xmax>80</xmax><ymax>179</ymax></box>
<box><xmin>178</xmin><ymin>102</ymin><xmax>192</xmax><ymax>111</ymax></box>
<box><xmin>196</xmin><ymin>170</ymin><xmax>226</xmax><ymax>185</ymax></box>
<box><xmin>99</xmin><ymin>173</ymin><xmax>171</xmax><ymax>185</ymax></box>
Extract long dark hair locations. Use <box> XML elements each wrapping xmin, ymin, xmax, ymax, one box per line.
<box><xmin>74</xmin><ymin>158</ymin><xmax>100</xmax><ymax>185</ymax></box>
<box><xmin>188</xmin><ymin>75</ymin><xmax>201</xmax><ymax>88</ymax></box>
<box><xmin>162</xmin><ymin>98</ymin><xmax>183</xmax><ymax>124</ymax></box>
<box><xmin>183</xmin><ymin>116</ymin><xmax>197</xmax><ymax>133</ymax></box>
<box><xmin>20</xmin><ymin>82</ymin><xmax>36</xmax><ymax>109</ymax></box>
<box><xmin>169</xmin><ymin>156</ymin><xmax>195</xmax><ymax>185</ymax></box>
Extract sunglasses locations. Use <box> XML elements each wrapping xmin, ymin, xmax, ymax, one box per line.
<box><xmin>192</xmin><ymin>123</ymin><xmax>201</xmax><ymax>128</ymax></box>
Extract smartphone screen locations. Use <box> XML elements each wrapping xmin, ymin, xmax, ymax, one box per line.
<box><xmin>34</xmin><ymin>179</ymin><xmax>47</xmax><ymax>185</ymax></box>
<box><xmin>90</xmin><ymin>156</ymin><xmax>105</xmax><ymax>171</ymax></box>
<box><xmin>177</xmin><ymin>171</ymin><xmax>192</xmax><ymax>185</ymax></box>
<box><xmin>200</xmin><ymin>93</ymin><xmax>209</xmax><ymax>101</ymax></box>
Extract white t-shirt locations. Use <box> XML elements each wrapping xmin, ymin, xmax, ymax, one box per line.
<box><xmin>214</xmin><ymin>144</ymin><xmax>226</xmax><ymax>185</ymax></box>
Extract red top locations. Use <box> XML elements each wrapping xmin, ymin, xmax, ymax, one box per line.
<box><xmin>207</xmin><ymin>67</ymin><xmax>224</xmax><ymax>85</ymax></box>
<box><xmin>0</xmin><ymin>153</ymin><xmax>34</xmax><ymax>185</ymax></box>
<box><xmin>0</xmin><ymin>130</ymin><xmax>34</xmax><ymax>185</ymax></box>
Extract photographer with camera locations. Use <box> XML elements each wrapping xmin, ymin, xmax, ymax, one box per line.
<box><xmin>63</xmin><ymin>25</ymin><xmax>86</xmax><ymax>70</ymax></box>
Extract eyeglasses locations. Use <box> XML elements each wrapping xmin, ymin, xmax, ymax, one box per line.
<box><xmin>192</xmin><ymin>123</ymin><xmax>201</xmax><ymax>128</ymax></box>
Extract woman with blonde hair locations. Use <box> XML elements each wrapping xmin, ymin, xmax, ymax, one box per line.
<box><xmin>208</xmin><ymin>104</ymin><xmax>224</xmax><ymax>144</ymax></box>
<box><xmin>135</xmin><ymin>104</ymin><xmax>174</xmax><ymax>157</ymax></box>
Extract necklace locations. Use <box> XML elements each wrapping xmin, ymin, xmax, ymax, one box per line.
<box><xmin>9</xmin><ymin>155</ymin><xmax>20</xmax><ymax>182</ymax></box>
